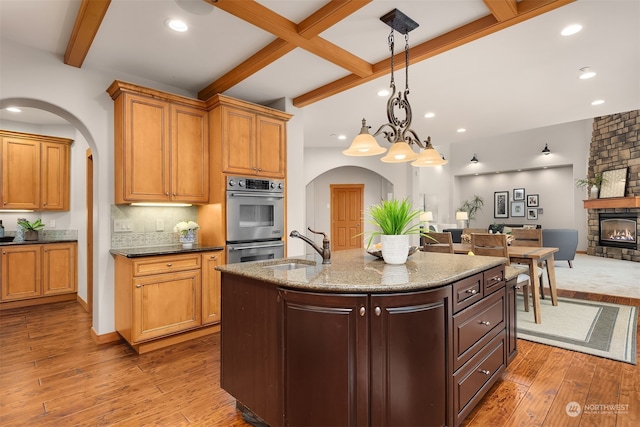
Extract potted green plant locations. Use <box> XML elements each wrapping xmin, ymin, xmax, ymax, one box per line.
<box><xmin>458</xmin><ymin>195</ymin><xmax>484</xmax><ymax>226</ymax></box>
<box><xmin>576</xmin><ymin>173</ymin><xmax>606</xmax><ymax>199</ymax></box>
<box><xmin>362</xmin><ymin>198</ymin><xmax>424</xmax><ymax>264</ymax></box>
<box><xmin>18</xmin><ymin>218</ymin><xmax>45</xmax><ymax>241</ymax></box>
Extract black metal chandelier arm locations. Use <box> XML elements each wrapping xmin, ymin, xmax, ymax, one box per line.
<box><xmin>372</xmin><ymin>123</ymin><xmax>397</xmax><ymax>144</ymax></box>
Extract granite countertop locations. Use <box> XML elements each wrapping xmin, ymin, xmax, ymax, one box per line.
<box><xmin>110</xmin><ymin>244</ymin><xmax>225</xmax><ymax>258</ymax></box>
<box><xmin>216</xmin><ymin>249</ymin><xmax>508</xmax><ymax>293</ymax></box>
<box><xmin>0</xmin><ymin>238</ymin><xmax>78</xmax><ymax>246</ymax></box>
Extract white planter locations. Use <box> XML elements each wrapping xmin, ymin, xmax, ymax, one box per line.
<box><xmin>381</xmin><ymin>234</ymin><xmax>410</xmax><ymax>265</ymax></box>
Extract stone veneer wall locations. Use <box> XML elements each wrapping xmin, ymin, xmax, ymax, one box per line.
<box><xmin>587</xmin><ymin>109</ymin><xmax>640</xmax><ymax>261</ymax></box>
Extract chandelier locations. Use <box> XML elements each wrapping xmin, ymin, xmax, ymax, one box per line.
<box><xmin>343</xmin><ymin>9</ymin><xmax>447</xmax><ymax>167</ymax></box>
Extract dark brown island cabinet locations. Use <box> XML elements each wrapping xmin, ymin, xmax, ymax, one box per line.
<box><xmin>218</xmin><ymin>252</ymin><xmax>519</xmax><ymax>427</ymax></box>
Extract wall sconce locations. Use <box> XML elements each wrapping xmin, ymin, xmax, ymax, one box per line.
<box><xmin>455</xmin><ymin>211</ymin><xmax>468</xmax><ymax>228</ymax></box>
<box><xmin>470</xmin><ymin>153</ymin><xmax>479</xmax><ymax>163</ymax></box>
<box><xmin>542</xmin><ymin>144</ymin><xmax>551</xmax><ymax>155</ymax></box>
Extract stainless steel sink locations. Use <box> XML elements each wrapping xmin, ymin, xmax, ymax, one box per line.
<box><xmin>263</xmin><ymin>262</ymin><xmax>313</xmax><ymax>271</ymax></box>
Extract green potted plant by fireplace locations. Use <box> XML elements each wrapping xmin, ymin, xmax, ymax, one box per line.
<box><xmin>18</xmin><ymin>218</ymin><xmax>45</xmax><ymax>241</ymax></box>
<box><xmin>361</xmin><ymin>198</ymin><xmax>425</xmax><ymax>264</ymax></box>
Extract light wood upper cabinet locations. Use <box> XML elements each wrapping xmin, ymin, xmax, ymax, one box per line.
<box><xmin>108</xmin><ymin>81</ymin><xmax>209</xmax><ymax>204</ymax></box>
<box><xmin>209</xmin><ymin>94</ymin><xmax>291</xmax><ymax>179</ymax></box>
<box><xmin>0</xmin><ymin>130</ymin><xmax>71</xmax><ymax>211</ymax></box>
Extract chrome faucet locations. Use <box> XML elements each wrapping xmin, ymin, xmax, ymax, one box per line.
<box><xmin>290</xmin><ymin>227</ymin><xmax>331</xmax><ymax>264</ymax></box>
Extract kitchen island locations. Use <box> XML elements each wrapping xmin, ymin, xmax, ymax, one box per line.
<box><xmin>217</xmin><ymin>249</ymin><xmax>521</xmax><ymax>427</ymax></box>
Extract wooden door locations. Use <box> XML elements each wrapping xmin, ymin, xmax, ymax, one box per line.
<box><xmin>369</xmin><ymin>287</ymin><xmax>453</xmax><ymax>427</ymax></box>
<box><xmin>132</xmin><ymin>270</ymin><xmax>202</xmax><ymax>342</ymax></box>
<box><xmin>201</xmin><ymin>251</ymin><xmax>222</xmax><ymax>325</ymax></box>
<box><xmin>171</xmin><ymin>104</ymin><xmax>209</xmax><ymax>203</ymax></box>
<box><xmin>331</xmin><ymin>184</ymin><xmax>363</xmax><ymax>251</ymax></box>
<box><xmin>1</xmin><ymin>136</ymin><xmax>40</xmax><ymax>209</ymax></box>
<box><xmin>121</xmin><ymin>93</ymin><xmax>170</xmax><ymax>202</ymax></box>
<box><xmin>1</xmin><ymin>245</ymin><xmax>41</xmax><ymax>301</ymax></box>
<box><xmin>41</xmin><ymin>141</ymin><xmax>70</xmax><ymax>210</ymax></box>
<box><xmin>42</xmin><ymin>243</ymin><xmax>77</xmax><ymax>296</ymax></box>
<box><xmin>255</xmin><ymin>115</ymin><xmax>285</xmax><ymax>178</ymax></box>
<box><xmin>222</xmin><ymin>106</ymin><xmax>255</xmax><ymax>175</ymax></box>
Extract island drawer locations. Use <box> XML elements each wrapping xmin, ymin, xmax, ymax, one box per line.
<box><xmin>483</xmin><ymin>265</ymin><xmax>505</xmax><ymax>296</ymax></box>
<box><xmin>132</xmin><ymin>254</ymin><xmax>201</xmax><ymax>276</ymax></box>
<box><xmin>454</xmin><ymin>331</ymin><xmax>506</xmax><ymax>425</ymax></box>
<box><xmin>453</xmin><ymin>289</ymin><xmax>505</xmax><ymax>370</ymax></box>
<box><xmin>452</xmin><ymin>273</ymin><xmax>483</xmax><ymax>313</ymax></box>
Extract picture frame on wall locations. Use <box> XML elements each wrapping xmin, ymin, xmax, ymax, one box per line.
<box><xmin>527</xmin><ymin>194</ymin><xmax>539</xmax><ymax>207</ymax></box>
<box><xmin>494</xmin><ymin>191</ymin><xmax>509</xmax><ymax>218</ymax></box>
<box><xmin>513</xmin><ymin>188</ymin><xmax>525</xmax><ymax>201</ymax></box>
<box><xmin>599</xmin><ymin>167</ymin><xmax>628</xmax><ymax>198</ymax></box>
<box><xmin>527</xmin><ymin>208</ymin><xmax>538</xmax><ymax>220</ymax></box>
<box><xmin>511</xmin><ymin>201</ymin><xmax>525</xmax><ymax>217</ymax></box>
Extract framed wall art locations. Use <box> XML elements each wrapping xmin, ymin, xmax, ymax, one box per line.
<box><xmin>511</xmin><ymin>201</ymin><xmax>525</xmax><ymax>217</ymax></box>
<box><xmin>494</xmin><ymin>191</ymin><xmax>509</xmax><ymax>218</ymax></box>
<box><xmin>527</xmin><ymin>194</ymin><xmax>539</xmax><ymax>207</ymax></box>
<box><xmin>513</xmin><ymin>188</ymin><xmax>525</xmax><ymax>201</ymax></box>
<box><xmin>599</xmin><ymin>167</ymin><xmax>628</xmax><ymax>198</ymax></box>
<box><xmin>527</xmin><ymin>208</ymin><xmax>538</xmax><ymax>220</ymax></box>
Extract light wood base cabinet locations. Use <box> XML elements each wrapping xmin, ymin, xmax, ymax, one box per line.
<box><xmin>1</xmin><ymin>242</ymin><xmax>77</xmax><ymax>307</ymax></box>
<box><xmin>114</xmin><ymin>251</ymin><xmax>223</xmax><ymax>353</ymax></box>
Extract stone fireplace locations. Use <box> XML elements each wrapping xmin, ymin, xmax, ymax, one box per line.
<box><xmin>585</xmin><ymin>109</ymin><xmax>640</xmax><ymax>262</ymax></box>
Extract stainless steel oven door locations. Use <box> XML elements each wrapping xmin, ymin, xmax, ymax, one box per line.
<box><xmin>227</xmin><ymin>240</ymin><xmax>285</xmax><ymax>264</ymax></box>
<box><xmin>226</xmin><ymin>191</ymin><xmax>284</xmax><ymax>242</ymax></box>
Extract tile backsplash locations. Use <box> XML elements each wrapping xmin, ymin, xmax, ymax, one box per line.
<box><xmin>111</xmin><ymin>205</ymin><xmax>199</xmax><ymax>248</ymax></box>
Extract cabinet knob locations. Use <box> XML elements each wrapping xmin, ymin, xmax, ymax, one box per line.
<box><xmin>173</xmin><ymin>192</ymin><xmax>176</xmax><ymax>196</ymax></box>
<box><xmin>359</xmin><ymin>306</ymin><xmax>366</xmax><ymax>317</ymax></box>
<box><xmin>3</xmin><ymin>202</ymin><xmax>6</xmax><ymax>205</ymax></box>
<box><xmin>465</xmin><ymin>289</ymin><xmax>477</xmax><ymax>295</ymax></box>
<box><xmin>136</xmin><ymin>284</ymin><xmax>142</xmax><ymax>288</ymax></box>
<box><xmin>478</xmin><ymin>369</ymin><xmax>491</xmax><ymax>375</ymax></box>
<box><xmin>479</xmin><ymin>320</ymin><xmax>491</xmax><ymax>326</ymax></box>
<box><xmin>166</xmin><ymin>263</ymin><xmax>173</xmax><ymax>267</ymax></box>
<box><xmin>165</xmin><ymin>192</ymin><xmax>169</xmax><ymax>196</ymax></box>
<box><xmin>210</xmin><ymin>255</ymin><xmax>217</xmax><ymax>260</ymax></box>
<box><xmin>374</xmin><ymin>306</ymin><xmax>382</xmax><ymax>316</ymax></box>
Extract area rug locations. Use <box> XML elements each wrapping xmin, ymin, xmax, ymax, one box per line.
<box><xmin>516</xmin><ymin>296</ymin><xmax>637</xmax><ymax>365</ymax></box>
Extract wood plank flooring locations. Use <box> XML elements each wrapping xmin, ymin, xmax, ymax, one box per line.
<box><xmin>1</xmin><ymin>289</ymin><xmax>638</xmax><ymax>426</ymax></box>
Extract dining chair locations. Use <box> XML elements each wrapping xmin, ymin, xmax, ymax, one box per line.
<box><xmin>510</xmin><ymin>228</ymin><xmax>548</xmax><ymax>298</ymax></box>
<box><xmin>470</xmin><ymin>233</ymin><xmax>532</xmax><ymax>311</ymax></box>
<box><xmin>421</xmin><ymin>232</ymin><xmax>454</xmax><ymax>254</ymax></box>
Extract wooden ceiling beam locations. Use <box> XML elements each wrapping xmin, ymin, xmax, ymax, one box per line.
<box><xmin>483</xmin><ymin>0</ymin><xmax>518</xmax><ymax>22</ymax></box>
<box><xmin>204</xmin><ymin>0</ymin><xmax>372</xmax><ymax>79</ymax></box>
<box><xmin>64</xmin><ymin>0</ymin><xmax>111</xmax><ymax>67</ymax></box>
<box><xmin>294</xmin><ymin>0</ymin><xmax>575</xmax><ymax>107</ymax></box>
<box><xmin>298</xmin><ymin>0</ymin><xmax>372</xmax><ymax>38</ymax></box>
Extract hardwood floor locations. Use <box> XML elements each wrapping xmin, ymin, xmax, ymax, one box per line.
<box><xmin>1</xmin><ymin>289</ymin><xmax>638</xmax><ymax>426</ymax></box>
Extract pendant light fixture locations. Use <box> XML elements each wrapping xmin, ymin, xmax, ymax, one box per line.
<box><xmin>343</xmin><ymin>9</ymin><xmax>447</xmax><ymax>167</ymax></box>
<box><xmin>542</xmin><ymin>143</ymin><xmax>551</xmax><ymax>155</ymax></box>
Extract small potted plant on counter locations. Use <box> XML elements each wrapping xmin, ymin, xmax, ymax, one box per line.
<box><xmin>18</xmin><ymin>218</ymin><xmax>45</xmax><ymax>241</ymax></box>
<box><xmin>362</xmin><ymin>198</ymin><xmax>425</xmax><ymax>264</ymax></box>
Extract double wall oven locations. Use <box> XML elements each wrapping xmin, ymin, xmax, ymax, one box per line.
<box><xmin>226</xmin><ymin>176</ymin><xmax>285</xmax><ymax>264</ymax></box>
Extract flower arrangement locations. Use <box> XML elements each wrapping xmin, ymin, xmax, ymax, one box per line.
<box><xmin>173</xmin><ymin>220</ymin><xmax>199</xmax><ymax>236</ymax></box>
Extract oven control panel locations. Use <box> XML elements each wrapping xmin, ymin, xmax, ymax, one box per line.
<box><xmin>227</xmin><ymin>176</ymin><xmax>284</xmax><ymax>192</ymax></box>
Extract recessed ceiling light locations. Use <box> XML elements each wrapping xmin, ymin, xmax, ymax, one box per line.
<box><xmin>457</xmin><ymin>128</ymin><xmax>466</xmax><ymax>133</ymax></box>
<box><xmin>578</xmin><ymin>67</ymin><xmax>596</xmax><ymax>79</ymax></box>
<box><xmin>166</xmin><ymin>19</ymin><xmax>188</xmax><ymax>32</ymax></box>
<box><xmin>337</xmin><ymin>134</ymin><xmax>346</xmax><ymax>140</ymax></box>
<box><xmin>591</xmin><ymin>99</ymin><xmax>605</xmax><ymax>106</ymax></box>
<box><xmin>424</xmin><ymin>112</ymin><xmax>435</xmax><ymax>118</ymax></box>
<box><xmin>5</xmin><ymin>107</ymin><xmax>21</xmax><ymax>113</ymax></box>
<box><xmin>377</xmin><ymin>89</ymin><xmax>389</xmax><ymax>97</ymax></box>
<box><xmin>561</xmin><ymin>24</ymin><xmax>582</xmax><ymax>36</ymax></box>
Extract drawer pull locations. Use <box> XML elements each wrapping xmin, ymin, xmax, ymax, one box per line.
<box><xmin>166</xmin><ymin>263</ymin><xmax>173</xmax><ymax>267</ymax></box>
<box><xmin>374</xmin><ymin>306</ymin><xmax>382</xmax><ymax>316</ymax></box>
<box><xmin>210</xmin><ymin>255</ymin><xmax>217</xmax><ymax>260</ymax></box>
<box><xmin>479</xmin><ymin>321</ymin><xmax>491</xmax><ymax>326</ymax></box>
<box><xmin>136</xmin><ymin>284</ymin><xmax>142</xmax><ymax>288</ymax></box>
<box><xmin>359</xmin><ymin>306</ymin><xmax>366</xmax><ymax>317</ymax></box>
<box><xmin>465</xmin><ymin>289</ymin><xmax>478</xmax><ymax>295</ymax></box>
<box><xmin>478</xmin><ymin>369</ymin><xmax>491</xmax><ymax>375</ymax></box>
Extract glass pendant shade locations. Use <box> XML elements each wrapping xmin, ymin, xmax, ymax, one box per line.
<box><xmin>343</xmin><ymin>121</ymin><xmax>387</xmax><ymax>156</ymax></box>
<box><xmin>380</xmin><ymin>142</ymin><xmax>419</xmax><ymax>163</ymax></box>
<box><xmin>411</xmin><ymin>146</ymin><xmax>448</xmax><ymax>167</ymax></box>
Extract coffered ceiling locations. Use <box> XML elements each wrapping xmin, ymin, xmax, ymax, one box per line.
<box><xmin>1</xmin><ymin>0</ymin><xmax>639</xmax><ymax>150</ymax></box>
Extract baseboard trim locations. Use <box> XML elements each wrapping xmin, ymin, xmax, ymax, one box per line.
<box><xmin>0</xmin><ymin>293</ymin><xmax>76</xmax><ymax>311</ymax></box>
<box><xmin>132</xmin><ymin>324</ymin><xmax>221</xmax><ymax>354</ymax></box>
<box><xmin>91</xmin><ymin>328</ymin><xmax>121</xmax><ymax>345</ymax></box>
<box><xmin>76</xmin><ymin>295</ymin><xmax>89</xmax><ymax>312</ymax></box>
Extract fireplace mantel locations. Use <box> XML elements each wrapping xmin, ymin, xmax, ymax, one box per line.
<box><xmin>583</xmin><ymin>196</ymin><xmax>640</xmax><ymax>209</ymax></box>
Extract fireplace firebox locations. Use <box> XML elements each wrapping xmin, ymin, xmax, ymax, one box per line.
<box><xmin>599</xmin><ymin>213</ymin><xmax>638</xmax><ymax>250</ymax></box>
